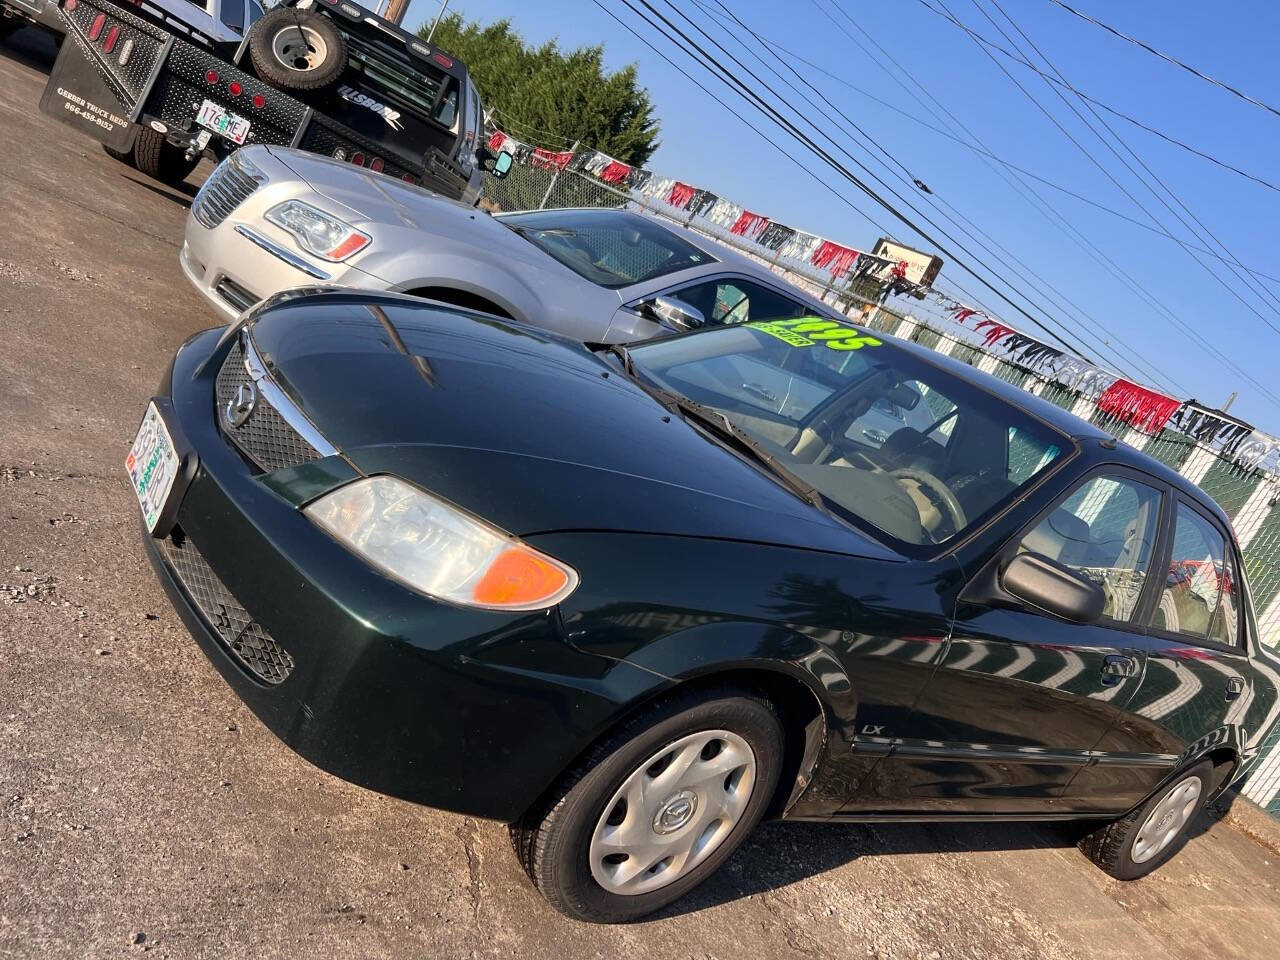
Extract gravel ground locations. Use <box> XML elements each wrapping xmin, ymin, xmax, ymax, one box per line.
<box><xmin>2</xmin><ymin>25</ymin><xmax>1279</xmax><ymax>960</ymax></box>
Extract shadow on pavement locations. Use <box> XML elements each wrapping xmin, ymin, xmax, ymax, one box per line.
<box><xmin>0</xmin><ymin>25</ymin><xmax>58</xmax><ymax>74</ymax></box>
<box><xmin>653</xmin><ymin>818</ymin><xmax>1082</xmax><ymax>919</ymax></box>
<box><xmin>123</xmin><ymin>173</ymin><xmax>199</xmax><ymax>205</ymax></box>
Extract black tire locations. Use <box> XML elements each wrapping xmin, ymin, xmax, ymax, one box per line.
<box><xmin>510</xmin><ymin>686</ymin><xmax>785</xmax><ymax>923</ymax></box>
<box><xmin>102</xmin><ymin>141</ymin><xmax>132</xmax><ymax>163</ymax></box>
<box><xmin>130</xmin><ymin>126</ymin><xmax>199</xmax><ymax>186</ymax></box>
<box><xmin>1079</xmin><ymin>759</ymin><xmax>1214</xmax><ymax>880</ymax></box>
<box><xmin>247</xmin><ymin>8</ymin><xmax>346</xmax><ymax>93</ymax></box>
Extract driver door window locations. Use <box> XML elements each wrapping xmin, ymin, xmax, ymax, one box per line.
<box><xmin>666</xmin><ymin>278</ymin><xmax>810</xmax><ymax>327</ymax></box>
<box><xmin>1019</xmin><ymin>473</ymin><xmax>1162</xmax><ymax>622</ymax></box>
<box><xmin>1150</xmin><ymin>503</ymin><xmax>1239</xmax><ymax>646</ymax></box>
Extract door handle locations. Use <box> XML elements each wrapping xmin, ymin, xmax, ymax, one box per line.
<box><xmin>1100</xmin><ymin>654</ymin><xmax>1138</xmax><ymax>685</ymax></box>
<box><xmin>1226</xmin><ymin>677</ymin><xmax>1245</xmax><ymax>701</ymax></box>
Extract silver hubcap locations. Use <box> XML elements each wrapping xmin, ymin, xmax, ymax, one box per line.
<box><xmin>271</xmin><ymin>25</ymin><xmax>328</xmax><ymax>73</ymax></box>
<box><xmin>1132</xmin><ymin>774</ymin><xmax>1202</xmax><ymax>864</ymax></box>
<box><xmin>589</xmin><ymin>730</ymin><xmax>756</xmax><ymax>895</ymax></box>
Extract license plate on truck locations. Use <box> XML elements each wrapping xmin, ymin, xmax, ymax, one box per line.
<box><xmin>126</xmin><ymin>403</ymin><xmax>181</xmax><ymax>533</ymax></box>
<box><xmin>196</xmin><ymin>99</ymin><xmax>251</xmax><ymax>145</ymax></box>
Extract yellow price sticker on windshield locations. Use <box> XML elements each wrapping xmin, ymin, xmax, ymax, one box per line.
<box><xmin>749</xmin><ymin>317</ymin><xmax>882</xmax><ymax>352</ymax></box>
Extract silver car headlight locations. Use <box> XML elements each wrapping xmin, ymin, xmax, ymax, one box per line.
<box><xmin>304</xmin><ymin>476</ymin><xmax>579</xmax><ymax>611</ymax></box>
<box><xmin>265</xmin><ymin>200</ymin><xmax>371</xmax><ymax>261</ymax></box>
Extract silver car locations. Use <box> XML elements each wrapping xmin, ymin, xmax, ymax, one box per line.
<box><xmin>180</xmin><ymin>145</ymin><xmax>843</xmax><ymax>340</ymax></box>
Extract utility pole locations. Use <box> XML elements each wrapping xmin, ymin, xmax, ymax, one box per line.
<box><xmin>384</xmin><ymin>0</ymin><xmax>412</xmax><ymax>25</ymax></box>
<box><xmin>1223</xmin><ymin>391</ymin><xmax>1238</xmax><ymax>413</ymax></box>
<box><xmin>425</xmin><ymin>0</ymin><xmax>450</xmax><ymax>39</ymax></box>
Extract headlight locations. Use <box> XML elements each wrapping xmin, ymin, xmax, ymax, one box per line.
<box><xmin>265</xmin><ymin>200</ymin><xmax>371</xmax><ymax>261</ymax></box>
<box><xmin>304</xmin><ymin>476</ymin><xmax>579</xmax><ymax>611</ymax></box>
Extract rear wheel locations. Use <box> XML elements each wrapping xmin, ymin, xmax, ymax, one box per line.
<box><xmin>1079</xmin><ymin>760</ymin><xmax>1213</xmax><ymax>880</ymax></box>
<box><xmin>510</xmin><ymin>686</ymin><xmax>784</xmax><ymax>923</ymax></box>
<box><xmin>102</xmin><ymin>141</ymin><xmax>132</xmax><ymax>163</ymax></box>
<box><xmin>129</xmin><ymin>126</ymin><xmax>200</xmax><ymax>186</ymax></box>
<box><xmin>247</xmin><ymin>8</ymin><xmax>346</xmax><ymax>93</ymax></box>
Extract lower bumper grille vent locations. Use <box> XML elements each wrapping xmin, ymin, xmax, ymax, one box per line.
<box><xmin>160</xmin><ymin>532</ymin><xmax>295</xmax><ymax>685</ymax></box>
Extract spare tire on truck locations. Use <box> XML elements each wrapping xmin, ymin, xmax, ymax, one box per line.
<box><xmin>247</xmin><ymin>8</ymin><xmax>347</xmax><ymax>93</ymax></box>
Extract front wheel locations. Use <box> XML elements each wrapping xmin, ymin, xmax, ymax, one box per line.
<box><xmin>1079</xmin><ymin>759</ymin><xmax>1213</xmax><ymax>880</ymax></box>
<box><xmin>511</xmin><ymin>687</ymin><xmax>784</xmax><ymax>923</ymax></box>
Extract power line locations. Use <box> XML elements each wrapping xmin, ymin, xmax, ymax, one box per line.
<box><xmin>690</xmin><ymin>0</ymin><xmax>1178</xmax><ymax>391</ymax></box>
<box><xmin>908</xmin><ymin>1</ymin><xmax>1280</xmax><ymax>198</ymax></box>
<box><xmin>587</xmin><ymin>0</ymin><xmax>892</xmax><ymax>243</ymax></box>
<box><xmin>962</xmin><ymin>0</ymin><xmax>1280</xmax><ymax>330</ymax></box>
<box><xmin>927</xmin><ymin>0</ymin><xmax>1280</xmax><ymax>407</ymax></box>
<box><xmin>821</xmin><ymin>0</ymin><xmax>1280</xmax><ymax>410</ymax></box>
<box><xmin>981</xmin><ymin>0</ymin><xmax>1280</xmax><ymax>322</ymax></box>
<box><xmin>487</xmin><ymin>107</ymin><xmax>577</xmax><ymax>149</ymax></box>
<box><xmin>633</xmin><ymin>0</ymin><xmax>1106</xmax><ymax>360</ymax></box>
<box><xmin>1047</xmin><ymin>0</ymin><xmax>1280</xmax><ymax>121</ymax></box>
<box><xmin>690</xmin><ymin>0</ymin><xmax>1280</xmax><ymax>291</ymax></box>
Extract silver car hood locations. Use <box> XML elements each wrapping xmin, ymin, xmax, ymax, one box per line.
<box><xmin>265</xmin><ymin>147</ymin><xmax>623</xmax><ymax>340</ymax></box>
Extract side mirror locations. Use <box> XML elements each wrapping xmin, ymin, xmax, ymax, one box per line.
<box><xmin>490</xmin><ymin>151</ymin><xmax>513</xmax><ymax>179</ymax></box>
<box><xmin>643</xmin><ymin>295</ymin><xmax>706</xmax><ymax>333</ymax></box>
<box><xmin>1001</xmin><ymin>552</ymin><xmax>1105</xmax><ymax>623</ymax></box>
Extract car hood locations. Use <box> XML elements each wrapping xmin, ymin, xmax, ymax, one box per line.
<box><xmin>247</xmin><ymin>293</ymin><xmax>897</xmax><ymax>560</ymax></box>
<box><xmin>266</xmin><ymin>146</ymin><xmax>594</xmax><ymax>278</ymax></box>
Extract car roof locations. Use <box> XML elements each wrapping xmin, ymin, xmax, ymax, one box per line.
<box><xmin>885</xmin><ymin>334</ymin><xmax>1233</xmax><ymax>528</ymax></box>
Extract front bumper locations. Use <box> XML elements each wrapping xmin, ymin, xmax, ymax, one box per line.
<box><xmin>143</xmin><ymin>328</ymin><xmax>661</xmax><ymax>820</ymax></box>
<box><xmin>181</xmin><ymin>156</ymin><xmax>389</xmax><ymax>322</ymax></box>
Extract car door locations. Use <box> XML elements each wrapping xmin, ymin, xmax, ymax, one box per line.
<box><xmin>850</xmin><ymin>466</ymin><xmax>1168</xmax><ymax>814</ymax></box>
<box><xmin>1074</xmin><ymin>497</ymin><xmax>1253</xmax><ymax>810</ymax></box>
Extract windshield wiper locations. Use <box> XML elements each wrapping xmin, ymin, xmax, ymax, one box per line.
<box><xmin>604</xmin><ymin>343</ymin><xmax>637</xmax><ymax>377</ymax></box>
<box><xmin>667</xmin><ymin>395</ymin><xmax>827</xmax><ymax>511</ymax></box>
<box><xmin>598</xmin><ymin>347</ymin><xmax>825</xmax><ymax>510</ymax></box>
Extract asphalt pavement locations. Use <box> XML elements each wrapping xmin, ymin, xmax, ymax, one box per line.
<box><xmin>2</xmin><ymin>24</ymin><xmax>1279</xmax><ymax>960</ymax></box>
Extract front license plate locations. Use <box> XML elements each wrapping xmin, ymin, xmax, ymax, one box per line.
<box><xmin>126</xmin><ymin>403</ymin><xmax>181</xmax><ymax>533</ymax></box>
<box><xmin>196</xmin><ymin>99</ymin><xmax>251</xmax><ymax>145</ymax></box>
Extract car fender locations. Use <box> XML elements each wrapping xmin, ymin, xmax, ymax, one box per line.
<box><xmin>1132</xmin><ymin>724</ymin><xmax>1247</xmax><ymax>811</ymax></box>
<box><xmin>613</xmin><ymin>619</ymin><xmax>861</xmax><ymax>813</ymax></box>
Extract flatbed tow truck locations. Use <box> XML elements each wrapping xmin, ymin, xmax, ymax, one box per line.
<box><xmin>41</xmin><ymin>0</ymin><xmax>498</xmax><ymax>201</ymax></box>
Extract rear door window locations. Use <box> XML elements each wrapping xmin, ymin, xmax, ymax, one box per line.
<box><xmin>1150</xmin><ymin>502</ymin><xmax>1240</xmax><ymax>647</ymax></box>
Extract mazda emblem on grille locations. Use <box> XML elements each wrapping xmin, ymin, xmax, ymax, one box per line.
<box><xmin>225</xmin><ymin>382</ymin><xmax>258</xmax><ymax>428</ymax></box>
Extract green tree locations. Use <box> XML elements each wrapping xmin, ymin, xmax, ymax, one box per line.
<box><xmin>421</xmin><ymin>13</ymin><xmax>661</xmax><ymax>167</ymax></box>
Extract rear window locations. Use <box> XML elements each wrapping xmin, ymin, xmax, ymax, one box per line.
<box><xmin>343</xmin><ymin>31</ymin><xmax>452</xmax><ymax>128</ymax></box>
<box><xmin>500</xmin><ymin>210</ymin><xmax>716</xmax><ymax>289</ymax></box>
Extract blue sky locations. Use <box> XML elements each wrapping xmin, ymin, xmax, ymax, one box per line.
<box><xmin>400</xmin><ymin>0</ymin><xmax>1280</xmax><ymax>428</ymax></box>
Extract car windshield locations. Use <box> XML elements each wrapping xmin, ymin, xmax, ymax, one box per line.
<box><xmin>500</xmin><ymin>210</ymin><xmax>716</xmax><ymax>288</ymax></box>
<box><xmin>627</xmin><ymin>319</ymin><xmax>1068</xmax><ymax>547</ymax></box>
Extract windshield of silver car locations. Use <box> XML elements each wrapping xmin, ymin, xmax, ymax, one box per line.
<box><xmin>499</xmin><ymin>209</ymin><xmax>716</xmax><ymax>289</ymax></box>
<box><xmin>628</xmin><ymin>319</ymin><xmax>1067</xmax><ymax>547</ymax></box>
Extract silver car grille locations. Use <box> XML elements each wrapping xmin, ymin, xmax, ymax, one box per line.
<box><xmin>215</xmin><ymin>339</ymin><xmax>326</xmax><ymax>473</ymax></box>
<box><xmin>193</xmin><ymin>156</ymin><xmax>264</xmax><ymax>229</ymax></box>
<box><xmin>159</xmin><ymin>532</ymin><xmax>295</xmax><ymax>685</ymax></box>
